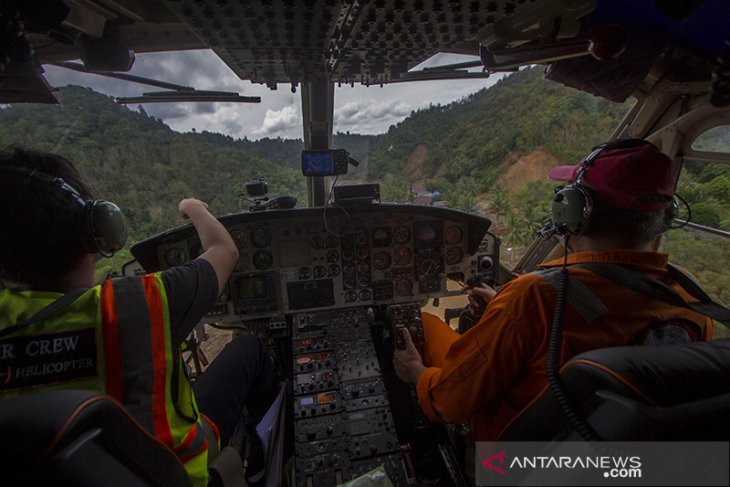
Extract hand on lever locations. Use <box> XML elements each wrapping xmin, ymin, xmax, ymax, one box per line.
<box><xmin>465</xmin><ymin>284</ymin><xmax>496</xmax><ymax>318</ymax></box>
<box><xmin>393</xmin><ymin>328</ymin><xmax>426</xmax><ymax>386</ymax></box>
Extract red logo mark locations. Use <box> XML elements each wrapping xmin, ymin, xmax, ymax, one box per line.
<box><xmin>482</xmin><ymin>451</ymin><xmax>507</xmax><ymax>475</ymax></box>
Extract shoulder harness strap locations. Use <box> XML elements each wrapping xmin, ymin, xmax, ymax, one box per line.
<box><xmin>573</xmin><ymin>263</ymin><xmax>730</xmax><ymax>326</ymax></box>
<box><xmin>532</xmin><ymin>268</ymin><xmax>608</xmax><ymax>324</ymax></box>
<box><xmin>0</xmin><ymin>287</ymin><xmax>89</xmax><ymax>339</ymax></box>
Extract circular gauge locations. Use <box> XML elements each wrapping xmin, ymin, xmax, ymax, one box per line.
<box><xmin>357</xmin><ymin>262</ymin><xmax>370</xmax><ymax>274</ymax></box>
<box><xmin>393</xmin><ymin>246</ymin><xmax>412</xmax><ymax>266</ymax></box>
<box><xmin>328</xmin><ymin>264</ymin><xmax>340</xmax><ymax>277</ymax></box>
<box><xmin>327</xmin><ymin>250</ymin><xmax>339</xmax><ymax>262</ymax></box>
<box><xmin>164</xmin><ymin>247</ymin><xmax>186</xmax><ymax>267</ymax></box>
<box><xmin>415</xmin><ymin>256</ymin><xmax>442</xmax><ymax>281</ymax></box>
<box><xmin>325</xmin><ymin>235</ymin><xmax>339</xmax><ymax>248</ymax></box>
<box><xmin>358</xmin><ymin>289</ymin><xmax>372</xmax><ymax>301</ymax></box>
<box><xmin>342</xmin><ymin>250</ymin><xmax>355</xmax><ymax>261</ymax></box>
<box><xmin>357</xmin><ymin>247</ymin><xmax>370</xmax><ymax>260</ymax></box>
<box><xmin>393</xmin><ymin>225</ymin><xmax>411</xmax><ymax>244</ymax></box>
<box><xmin>313</xmin><ymin>265</ymin><xmax>327</xmax><ymax>279</ymax></box>
<box><xmin>358</xmin><ymin>276</ymin><xmax>371</xmax><ymax>288</ymax></box>
<box><xmin>344</xmin><ymin>290</ymin><xmax>358</xmax><ymax>303</ymax></box>
<box><xmin>445</xmin><ymin>225</ymin><xmax>462</xmax><ymax>245</ymax></box>
<box><xmin>343</xmin><ymin>263</ymin><xmax>356</xmax><ymax>275</ymax></box>
<box><xmin>373</xmin><ymin>251</ymin><xmax>392</xmax><ymax>270</ymax></box>
<box><xmin>252</xmin><ymin>250</ymin><xmax>273</xmax><ymax>269</ymax></box>
<box><xmin>355</xmin><ymin>233</ymin><xmax>368</xmax><ymax>246</ymax></box>
<box><xmin>298</xmin><ymin>266</ymin><xmax>311</xmax><ymax>280</ymax></box>
<box><xmin>250</xmin><ymin>227</ymin><xmax>271</xmax><ymax>248</ymax></box>
<box><xmin>445</xmin><ymin>246</ymin><xmax>464</xmax><ymax>265</ymax></box>
<box><xmin>310</xmin><ymin>236</ymin><xmax>325</xmax><ymax>249</ymax></box>
<box><xmin>230</xmin><ymin>229</ymin><xmax>246</xmax><ymax>248</ymax></box>
<box><xmin>395</xmin><ymin>278</ymin><xmax>413</xmax><ymax>296</ymax></box>
<box><xmin>371</xmin><ymin>227</ymin><xmax>391</xmax><ymax>247</ymax></box>
<box><xmin>344</xmin><ymin>277</ymin><xmax>357</xmax><ymax>289</ymax></box>
<box><xmin>416</xmin><ymin>223</ymin><xmax>437</xmax><ymax>242</ymax></box>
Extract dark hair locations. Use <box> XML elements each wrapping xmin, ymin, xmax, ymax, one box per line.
<box><xmin>0</xmin><ymin>147</ymin><xmax>94</xmax><ymax>286</ymax></box>
<box><xmin>583</xmin><ymin>197</ymin><xmax>671</xmax><ymax>245</ymax></box>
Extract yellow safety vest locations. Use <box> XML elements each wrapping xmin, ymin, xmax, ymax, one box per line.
<box><xmin>0</xmin><ymin>274</ymin><xmax>210</xmax><ymax>486</ymax></box>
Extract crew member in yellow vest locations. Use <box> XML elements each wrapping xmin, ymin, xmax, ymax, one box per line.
<box><xmin>0</xmin><ymin>148</ymin><xmax>278</xmax><ymax>486</ymax></box>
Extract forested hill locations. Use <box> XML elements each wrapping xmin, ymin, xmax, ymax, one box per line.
<box><xmin>0</xmin><ymin>86</ymin><xmax>374</xmax><ymax>243</ymax></box>
<box><xmin>367</xmin><ymin>67</ymin><xmax>630</xmax><ymax>208</ymax></box>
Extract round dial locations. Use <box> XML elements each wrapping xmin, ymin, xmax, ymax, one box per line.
<box><xmin>313</xmin><ymin>265</ymin><xmax>327</xmax><ymax>278</ymax></box>
<box><xmin>357</xmin><ymin>247</ymin><xmax>370</xmax><ymax>260</ymax></box>
<box><xmin>371</xmin><ymin>227</ymin><xmax>391</xmax><ymax>247</ymax></box>
<box><xmin>415</xmin><ymin>256</ymin><xmax>442</xmax><ymax>281</ymax></box>
<box><xmin>393</xmin><ymin>246</ymin><xmax>412</xmax><ymax>266</ymax></box>
<box><xmin>358</xmin><ymin>289</ymin><xmax>372</xmax><ymax>301</ymax></box>
<box><xmin>250</xmin><ymin>227</ymin><xmax>271</xmax><ymax>248</ymax></box>
<box><xmin>373</xmin><ymin>251</ymin><xmax>392</xmax><ymax>270</ymax></box>
<box><xmin>393</xmin><ymin>225</ymin><xmax>411</xmax><ymax>244</ymax></box>
<box><xmin>328</xmin><ymin>264</ymin><xmax>340</xmax><ymax>277</ymax></box>
<box><xmin>355</xmin><ymin>232</ymin><xmax>369</xmax><ymax>246</ymax></box>
<box><xmin>445</xmin><ymin>246</ymin><xmax>464</xmax><ymax>265</ymax></box>
<box><xmin>164</xmin><ymin>247</ymin><xmax>186</xmax><ymax>267</ymax></box>
<box><xmin>298</xmin><ymin>266</ymin><xmax>311</xmax><ymax>280</ymax></box>
<box><xmin>310</xmin><ymin>236</ymin><xmax>325</xmax><ymax>249</ymax></box>
<box><xmin>325</xmin><ymin>235</ymin><xmax>339</xmax><ymax>248</ymax></box>
<box><xmin>445</xmin><ymin>225</ymin><xmax>462</xmax><ymax>245</ymax></box>
<box><xmin>344</xmin><ymin>290</ymin><xmax>358</xmax><ymax>303</ymax></box>
<box><xmin>252</xmin><ymin>250</ymin><xmax>273</xmax><ymax>269</ymax></box>
<box><xmin>395</xmin><ymin>278</ymin><xmax>413</xmax><ymax>296</ymax></box>
<box><xmin>416</xmin><ymin>223</ymin><xmax>437</xmax><ymax>242</ymax></box>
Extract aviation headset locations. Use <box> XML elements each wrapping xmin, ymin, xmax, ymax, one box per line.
<box><xmin>549</xmin><ymin>139</ymin><xmax>678</xmax><ymax>236</ymax></box>
<box><xmin>3</xmin><ymin>165</ymin><xmax>128</xmax><ymax>257</ymax></box>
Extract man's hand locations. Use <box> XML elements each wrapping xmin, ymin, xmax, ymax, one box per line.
<box><xmin>393</xmin><ymin>328</ymin><xmax>426</xmax><ymax>385</ymax></box>
<box><xmin>466</xmin><ymin>285</ymin><xmax>496</xmax><ymax>317</ymax></box>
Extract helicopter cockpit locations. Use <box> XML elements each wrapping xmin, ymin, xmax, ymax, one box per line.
<box><xmin>1</xmin><ymin>1</ymin><xmax>729</xmax><ymax>486</ymax></box>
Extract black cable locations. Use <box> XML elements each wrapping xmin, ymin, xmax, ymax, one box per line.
<box><xmin>545</xmin><ymin>238</ymin><xmax>603</xmax><ymax>442</ymax></box>
<box><xmin>670</xmin><ymin>193</ymin><xmax>692</xmax><ymax>230</ymax></box>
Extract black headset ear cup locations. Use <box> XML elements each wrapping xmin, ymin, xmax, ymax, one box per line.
<box><xmin>88</xmin><ymin>201</ymin><xmax>128</xmax><ymax>256</ymax></box>
<box><xmin>551</xmin><ymin>185</ymin><xmax>593</xmax><ymax>235</ymax></box>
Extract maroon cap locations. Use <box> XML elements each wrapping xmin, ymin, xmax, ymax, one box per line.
<box><xmin>547</xmin><ymin>144</ymin><xmax>678</xmax><ymax>211</ymax></box>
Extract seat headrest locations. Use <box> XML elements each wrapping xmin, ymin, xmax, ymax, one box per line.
<box><xmin>562</xmin><ymin>339</ymin><xmax>730</xmax><ymax>406</ymax></box>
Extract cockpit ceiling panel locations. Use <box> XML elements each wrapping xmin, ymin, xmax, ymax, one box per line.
<box><xmin>161</xmin><ymin>0</ymin><xmax>531</xmax><ymax>87</ymax></box>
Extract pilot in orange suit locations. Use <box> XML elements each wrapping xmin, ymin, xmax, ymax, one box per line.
<box><xmin>393</xmin><ymin>140</ymin><xmax>713</xmax><ymax>441</ymax></box>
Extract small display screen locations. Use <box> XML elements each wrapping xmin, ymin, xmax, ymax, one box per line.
<box><xmin>317</xmin><ymin>391</ymin><xmax>337</xmax><ymax>404</ymax></box>
<box><xmin>300</xmin><ymin>397</ymin><xmax>315</xmax><ymax>406</ymax></box>
<box><xmin>234</xmin><ymin>274</ymin><xmax>268</xmax><ymax>300</ymax></box>
<box><xmin>302</xmin><ymin>151</ymin><xmax>333</xmax><ymax>176</ymax></box>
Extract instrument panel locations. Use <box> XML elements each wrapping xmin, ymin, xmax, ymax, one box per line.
<box><xmin>131</xmin><ymin>204</ymin><xmax>495</xmax><ymax>322</ymax></box>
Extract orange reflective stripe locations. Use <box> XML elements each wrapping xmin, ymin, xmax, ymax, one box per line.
<box><xmin>101</xmin><ymin>280</ymin><xmax>123</xmax><ymax>401</ymax></box>
<box><xmin>180</xmin><ymin>438</ymin><xmax>208</xmax><ymax>464</ymax></box>
<box><xmin>175</xmin><ymin>422</ymin><xmax>207</xmax><ymax>460</ymax></box>
<box><xmin>142</xmin><ymin>274</ymin><xmax>174</xmax><ymax>449</ymax></box>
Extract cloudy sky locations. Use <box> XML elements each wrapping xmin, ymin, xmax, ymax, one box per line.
<box><xmin>42</xmin><ymin>50</ymin><xmax>505</xmax><ymax>140</ymax></box>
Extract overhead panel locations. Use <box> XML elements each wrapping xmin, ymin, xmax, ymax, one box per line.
<box><xmin>161</xmin><ymin>0</ymin><xmax>531</xmax><ymax>88</ymax></box>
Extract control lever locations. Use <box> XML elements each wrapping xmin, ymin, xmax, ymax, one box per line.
<box><xmin>443</xmin><ymin>274</ymin><xmax>491</xmax><ymax>334</ymax></box>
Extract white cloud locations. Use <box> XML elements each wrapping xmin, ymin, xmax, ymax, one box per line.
<box><xmin>254</xmin><ymin>105</ymin><xmax>299</xmax><ymax>137</ymax></box>
<box><xmin>40</xmin><ymin>50</ymin><xmax>503</xmax><ymax>140</ymax></box>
